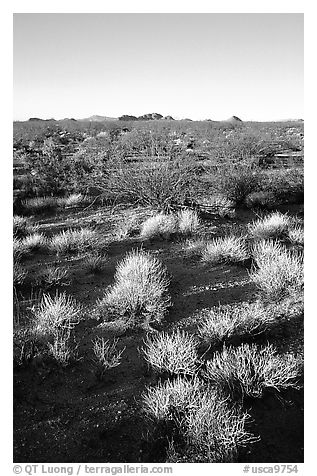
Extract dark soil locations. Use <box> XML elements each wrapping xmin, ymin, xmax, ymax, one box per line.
<box><xmin>13</xmin><ymin>204</ymin><xmax>303</xmax><ymax>463</ymax></box>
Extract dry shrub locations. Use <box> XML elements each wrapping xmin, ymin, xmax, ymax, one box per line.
<box><xmin>204</xmin><ymin>343</ymin><xmax>301</xmax><ymax>399</ymax></box>
<box><xmin>143</xmin><ymin>376</ymin><xmax>257</xmax><ymax>462</ymax></box>
<box><xmin>142</xmin><ymin>329</ymin><xmax>199</xmax><ymax>376</ymax></box>
<box><xmin>198</xmin><ymin>301</ymin><xmax>274</xmax><ymax>345</ymax></box>
<box><xmin>33</xmin><ymin>292</ymin><xmax>82</xmax><ymax>338</ymax></box>
<box><xmin>250</xmin><ymin>241</ymin><xmax>303</xmax><ymax>300</ymax></box>
<box><xmin>92</xmin><ymin>337</ymin><xmax>125</xmax><ymax>379</ymax></box>
<box><xmin>143</xmin><ymin>376</ymin><xmax>203</xmax><ymax>422</ymax></box>
<box><xmin>96</xmin><ymin>249</ymin><xmax>171</xmax><ymax>328</ymax></box>
<box><xmin>202</xmin><ymin>236</ymin><xmax>249</xmax><ymax>265</ymax></box>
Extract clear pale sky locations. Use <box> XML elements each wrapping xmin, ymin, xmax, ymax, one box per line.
<box><xmin>13</xmin><ymin>13</ymin><xmax>303</xmax><ymax>121</ymax></box>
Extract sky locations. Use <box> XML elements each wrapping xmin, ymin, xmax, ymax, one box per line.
<box><xmin>13</xmin><ymin>13</ymin><xmax>304</xmax><ymax>121</ymax></box>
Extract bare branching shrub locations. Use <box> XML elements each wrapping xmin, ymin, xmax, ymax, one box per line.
<box><xmin>143</xmin><ymin>376</ymin><xmax>203</xmax><ymax>422</ymax></box>
<box><xmin>49</xmin><ymin>228</ymin><xmax>97</xmax><ymax>255</ymax></box>
<box><xmin>103</xmin><ymin>158</ymin><xmax>195</xmax><ymax>210</ymax></box>
<box><xmin>198</xmin><ymin>301</ymin><xmax>274</xmax><ymax>345</ymax></box>
<box><xmin>97</xmin><ymin>250</ymin><xmax>170</xmax><ymax>328</ymax></box>
<box><xmin>143</xmin><ymin>377</ymin><xmax>257</xmax><ymax>462</ymax></box>
<box><xmin>38</xmin><ymin>265</ymin><xmax>70</xmax><ymax>288</ymax></box>
<box><xmin>204</xmin><ymin>343</ymin><xmax>301</xmax><ymax>399</ymax></box>
<box><xmin>248</xmin><ymin>212</ymin><xmax>291</xmax><ymax>240</ymax></box>
<box><xmin>92</xmin><ymin>337</ymin><xmax>125</xmax><ymax>379</ymax></box>
<box><xmin>177</xmin><ymin>209</ymin><xmax>200</xmax><ymax>235</ymax></box>
<box><xmin>140</xmin><ymin>214</ymin><xmax>178</xmax><ymax>240</ymax></box>
<box><xmin>202</xmin><ymin>236</ymin><xmax>249</xmax><ymax>265</ymax></box>
<box><xmin>14</xmin><ymin>327</ymin><xmax>38</xmax><ymax>367</ymax></box>
<box><xmin>215</xmin><ymin>166</ymin><xmax>262</xmax><ymax>205</ymax></box>
<box><xmin>250</xmin><ymin>241</ymin><xmax>303</xmax><ymax>300</ymax></box>
<box><xmin>142</xmin><ymin>330</ymin><xmax>199</xmax><ymax>376</ymax></box>
<box><xmin>183</xmin><ymin>393</ymin><xmax>257</xmax><ymax>462</ymax></box>
<box><xmin>13</xmin><ymin>215</ymin><xmax>38</xmax><ymax>239</ymax></box>
<box><xmin>47</xmin><ymin>327</ymin><xmax>76</xmax><ymax>366</ymax></box>
<box><xmin>33</xmin><ymin>292</ymin><xmax>82</xmax><ymax>339</ymax></box>
<box><xmin>83</xmin><ymin>252</ymin><xmax>108</xmax><ymax>274</ymax></box>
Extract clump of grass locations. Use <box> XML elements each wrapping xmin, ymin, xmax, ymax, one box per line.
<box><xmin>250</xmin><ymin>241</ymin><xmax>303</xmax><ymax>300</ymax></box>
<box><xmin>13</xmin><ymin>261</ymin><xmax>27</xmax><ymax>286</ymax></box>
<box><xmin>21</xmin><ymin>196</ymin><xmax>60</xmax><ymax>214</ymax></box>
<box><xmin>177</xmin><ymin>209</ymin><xmax>200</xmax><ymax>235</ymax></box>
<box><xmin>182</xmin><ymin>238</ymin><xmax>208</xmax><ymax>257</ymax></box>
<box><xmin>83</xmin><ymin>252</ymin><xmax>108</xmax><ymax>274</ymax></box>
<box><xmin>114</xmin><ymin>216</ymin><xmax>140</xmax><ymax>240</ymax></box>
<box><xmin>49</xmin><ymin>228</ymin><xmax>97</xmax><ymax>255</ymax></box>
<box><xmin>140</xmin><ymin>210</ymin><xmax>200</xmax><ymax>240</ymax></box>
<box><xmin>198</xmin><ymin>301</ymin><xmax>274</xmax><ymax>346</ymax></box>
<box><xmin>59</xmin><ymin>193</ymin><xmax>83</xmax><ymax>208</ymax></box>
<box><xmin>38</xmin><ymin>265</ymin><xmax>70</xmax><ymax>288</ymax></box>
<box><xmin>13</xmin><ymin>215</ymin><xmax>38</xmax><ymax>239</ymax></box>
<box><xmin>14</xmin><ymin>233</ymin><xmax>48</xmax><ymax>259</ymax></box>
<box><xmin>248</xmin><ymin>212</ymin><xmax>291</xmax><ymax>240</ymax></box>
<box><xmin>204</xmin><ymin>343</ymin><xmax>301</xmax><ymax>399</ymax></box>
<box><xmin>202</xmin><ymin>236</ymin><xmax>249</xmax><ymax>265</ymax></box>
<box><xmin>288</xmin><ymin>225</ymin><xmax>304</xmax><ymax>246</ymax></box>
<box><xmin>33</xmin><ymin>292</ymin><xmax>82</xmax><ymax>339</ymax></box>
<box><xmin>142</xmin><ymin>329</ymin><xmax>199</xmax><ymax>376</ymax></box>
<box><xmin>140</xmin><ymin>214</ymin><xmax>178</xmax><ymax>240</ymax></box>
<box><xmin>96</xmin><ymin>249</ymin><xmax>171</xmax><ymax>329</ymax></box>
<box><xmin>143</xmin><ymin>377</ymin><xmax>257</xmax><ymax>462</ymax></box>
<box><xmin>92</xmin><ymin>336</ymin><xmax>125</xmax><ymax>379</ymax></box>
<box><xmin>199</xmin><ymin>194</ymin><xmax>235</xmax><ymax>218</ymax></box>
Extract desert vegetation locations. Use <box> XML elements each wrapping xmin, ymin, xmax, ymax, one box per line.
<box><xmin>13</xmin><ymin>118</ymin><xmax>304</xmax><ymax>463</ymax></box>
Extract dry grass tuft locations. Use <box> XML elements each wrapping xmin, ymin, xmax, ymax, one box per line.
<box><xmin>177</xmin><ymin>209</ymin><xmax>200</xmax><ymax>235</ymax></box>
<box><xmin>202</xmin><ymin>236</ymin><xmax>249</xmax><ymax>265</ymax></box>
<box><xmin>248</xmin><ymin>212</ymin><xmax>291</xmax><ymax>240</ymax></box>
<box><xmin>49</xmin><ymin>228</ymin><xmax>97</xmax><ymax>255</ymax></box>
<box><xmin>140</xmin><ymin>214</ymin><xmax>179</xmax><ymax>240</ymax></box>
